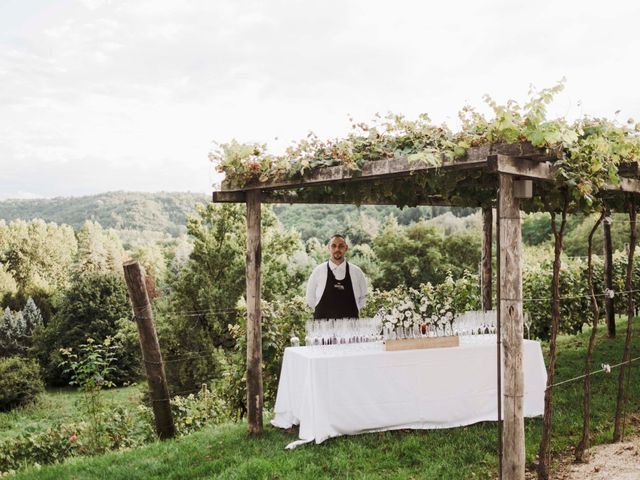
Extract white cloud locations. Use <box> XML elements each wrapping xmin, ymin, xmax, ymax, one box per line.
<box><xmin>0</xmin><ymin>0</ymin><xmax>639</xmax><ymax>199</ymax></box>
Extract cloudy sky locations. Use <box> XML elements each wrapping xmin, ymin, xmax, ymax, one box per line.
<box><xmin>1</xmin><ymin>0</ymin><xmax>639</xmax><ymax>199</ymax></box>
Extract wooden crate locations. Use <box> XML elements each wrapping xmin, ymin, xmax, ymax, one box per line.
<box><xmin>384</xmin><ymin>335</ymin><xmax>459</xmax><ymax>351</ymax></box>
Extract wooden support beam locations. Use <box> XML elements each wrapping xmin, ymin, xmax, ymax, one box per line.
<box><xmin>221</xmin><ymin>143</ymin><xmax>556</xmax><ymax>193</ymax></box>
<box><xmin>245</xmin><ymin>190</ymin><xmax>263</xmax><ymax>434</ymax></box>
<box><xmin>606</xmin><ymin>177</ymin><xmax>640</xmax><ymax>193</ymax></box>
<box><xmin>213</xmin><ymin>190</ymin><xmax>467</xmax><ymax>206</ymax></box>
<box><xmin>488</xmin><ymin>155</ymin><xmax>640</xmax><ymax>193</ymax></box>
<box><xmin>619</xmin><ymin>162</ymin><xmax>640</xmax><ymax>178</ymax></box>
<box><xmin>488</xmin><ymin>155</ymin><xmax>552</xmax><ymax>180</ymax></box>
<box><xmin>218</xmin><ymin>144</ymin><xmax>640</xmax><ymax>197</ymax></box>
<box><xmin>481</xmin><ymin>206</ymin><xmax>493</xmax><ymax>312</ymax></box>
<box><xmin>498</xmin><ymin>174</ymin><xmax>525</xmax><ymax>480</ymax></box>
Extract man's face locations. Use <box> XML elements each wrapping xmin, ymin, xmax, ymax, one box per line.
<box><xmin>328</xmin><ymin>236</ymin><xmax>348</xmax><ymax>263</ymax></box>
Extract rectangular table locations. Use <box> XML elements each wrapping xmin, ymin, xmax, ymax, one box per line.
<box><xmin>271</xmin><ymin>338</ymin><xmax>547</xmax><ymax>448</ymax></box>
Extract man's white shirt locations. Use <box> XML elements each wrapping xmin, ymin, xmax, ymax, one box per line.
<box><xmin>305</xmin><ymin>260</ymin><xmax>368</xmax><ymax>311</ymax></box>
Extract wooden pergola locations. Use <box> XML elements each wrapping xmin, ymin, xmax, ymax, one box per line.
<box><xmin>212</xmin><ymin>142</ymin><xmax>640</xmax><ymax>480</ymax></box>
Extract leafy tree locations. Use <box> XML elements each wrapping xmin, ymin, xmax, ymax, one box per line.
<box><xmin>1</xmin><ymin>219</ymin><xmax>77</xmax><ymax>294</ymax></box>
<box><xmin>563</xmin><ymin>213</ymin><xmax>630</xmax><ymax>257</ymax></box>
<box><xmin>373</xmin><ymin>217</ymin><xmax>444</xmax><ymax>289</ymax></box>
<box><xmin>441</xmin><ymin>231</ymin><xmax>482</xmax><ymax>279</ymax></box>
<box><xmin>0</xmin><ymin>264</ymin><xmax>18</xmax><ymax>300</ymax></box>
<box><xmin>130</xmin><ymin>243</ymin><xmax>167</xmax><ymax>297</ymax></box>
<box><xmin>343</xmin><ymin>211</ymin><xmax>380</xmax><ymax>245</ymax></box>
<box><xmin>32</xmin><ymin>273</ymin><xmax>137</xmax><ymax>386</ymax></box>
<box><xmin>160</xmin><ymin>203</ymin><xmax>310</xmax><ymax>392</ymax></box>
<box><xmin>74</xmin><ymin>221</ymin><xmax>125</xmax><ymax>277</ymax></box>
<box><xmin>372</xmin><ymin>217</ymin><xmax>481</xmax><ymax>290</ymax></box>
<box><xmin>522</xmin><ymin>212</ymin><xmax>553</xmax><ymax>246</ymax></box>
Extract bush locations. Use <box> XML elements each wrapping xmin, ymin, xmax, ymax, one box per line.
<box><xmin>170</xmin><ymin>385</ymin><xmax>228</xmax><ymax>436</ymax></box>
<box><xmin>211</xmin><ymin>296</ymin><xmax>310</xmax><ymax>419</ymax></box>
<box><xmin>0</xmin><ymin>408</ymin><xmax>156</xmax><ymax>475</ymax></box>
<box><xmin>0</xmin><ymin>356</ymin><xmax>44</xmax><ymax>411</ymax></box>
<box><xmin>0</xmin><ymin>423</ymin><xmax>78</xmax><ymax>474</ymax></box>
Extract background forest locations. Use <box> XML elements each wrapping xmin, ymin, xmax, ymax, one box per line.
<box><xmin>0</xmin><ymin>191</ymin><xmax>636</xmax><ymax>417</ymax></box>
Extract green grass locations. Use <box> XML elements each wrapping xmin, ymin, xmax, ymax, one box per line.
<box><xmin>10</xmin><ymin>318</ymin><xmax>640</xmax><ymax>480</ymax></box>
<box><xmin>0</xmin><ymin>385</ymin><xmax>143</xmax><ymax>441</ymax></box>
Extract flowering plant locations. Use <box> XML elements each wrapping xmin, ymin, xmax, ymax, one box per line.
<box><xmin>379</xmin><ymin>295</ymin><xmax>422</xmax><ymax>333</ymax></box>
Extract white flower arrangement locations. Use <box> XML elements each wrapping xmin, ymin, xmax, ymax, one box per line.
<box><xmin>377</xmin><ymin>290</ymin><xmax>458</xmax><ymax>338</ymax></box>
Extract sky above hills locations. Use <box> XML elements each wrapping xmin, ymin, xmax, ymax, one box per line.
<box><xmin>1</xmin><ymin>0</ymin><xmax>639</xmax><ymax>200</ymax></box>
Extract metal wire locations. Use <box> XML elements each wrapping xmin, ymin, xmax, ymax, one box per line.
<box><xmin>546</xmin><ymin>355</ymin><xmax>640</xmax><ymax>390</ymax></box>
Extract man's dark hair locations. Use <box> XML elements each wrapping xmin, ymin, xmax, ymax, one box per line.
<box><xmin>329</xmin><ymin>234</ymin><xmax>346</xmax><ymax>243</ymax></box>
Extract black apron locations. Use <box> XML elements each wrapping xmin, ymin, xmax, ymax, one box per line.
<box><xmin>313</xmin><ymin>262</ymin><xmax>359</xmax><ymax>320</ymax></box>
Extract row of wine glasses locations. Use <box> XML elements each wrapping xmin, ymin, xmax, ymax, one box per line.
<box><xmin>455</xmin><ymin>310</ymin><xmax>497</xmax><ymax>336</ymax></box>
<box><xmin>295</xmin><ymin>310</ymin><xmax>531</xmax><ymax>348</ymax></box>
<box><xmin>304</xmin><ymin>318</ymin><xmax>382</xmax><ymax>346</ymax></box>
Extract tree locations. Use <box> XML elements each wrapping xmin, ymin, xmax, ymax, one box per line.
<box><xmin>130</xmin><ymin>243</ymin><xmax>167</xmax><ymax>298</ymax></box>
<box><xmin>22</xmin><ymin>297</ymin><xmax>43</xmax><ymax>333</ymax></box>
<box><xmin>0</xmin><ymin>307</ymin><xmax>17</xmax><ymax>356</ymax></box>
<box><xmin>372</xmin><ymin>217</ymin><xmax>481</xmax><ymax>290</ymax></box>
<box><xmin>160</xmin><ymin>203</ymin><xmax>310</xmax><ymax>393</ymax></box>
<box><xmin>32</xmin><ymin>273</ymin><xmax>136</xmax><ymax>386</ymax></box>
<box><xmin>0</xmin><ymin>307</ymin><xmax>27</xmax><ymax>357</ymax></box>
<box><xmin>1</xmin><ymin>219</ymin><xmax>77</xmax><ymax>294</ymax></box>
<box><xmin>75</xmin><ymin>221</ymin><xmax>125</xmax><ymax>277</ymax></box>
<box><xmin>373</xmin><ymin>217</ymin><xmax>444</xmax><ymax>289</ymax></box>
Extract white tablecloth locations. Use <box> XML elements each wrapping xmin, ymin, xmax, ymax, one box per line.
<box><xmin>271</xmin><ymin>338</ymin><xmax>547</xmax><ymax>448</ymax></box>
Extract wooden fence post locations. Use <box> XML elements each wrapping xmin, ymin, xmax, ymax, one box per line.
<box><xmin>246</xmin><ymin>190</ymin><xmax>264</xmax><ymax>434</ymax></box>
<box><xmin>499</xmin><ymin>174</ymin><xmax>525</xmax><ymax>480</ymax></box>
<box><xmin>123</xmin><ymin>260</ymin><xmax>176</xmax><ymax>440</ymax></box>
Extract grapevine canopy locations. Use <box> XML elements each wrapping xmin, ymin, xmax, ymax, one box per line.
<box><xmin>211</xmin><ymin>82</ymin><xmax>640</xmax><ymax>213</ymax></box>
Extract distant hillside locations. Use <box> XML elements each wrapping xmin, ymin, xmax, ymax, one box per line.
<box><xmin>0</xmin><ymin>191</ymin><xmax>208</xmax><ymax>236</ymax></box>
<box><xmin>0</xmin><ymin>192</ymin><xmax>481</xmax><ymax>242</ymax></box>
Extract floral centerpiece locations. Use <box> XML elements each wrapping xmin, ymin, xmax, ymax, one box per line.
<box><xmin>373</xmin><ymin>279</ymin><xmax>462</xmax><ymax>339</ymax></box>
<box><xmin>378</xmin><ymin>295</ymin><xmax>422</xmax><ymax>337</ymax></box>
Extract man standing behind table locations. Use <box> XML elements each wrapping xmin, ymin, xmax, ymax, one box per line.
<box><xmin>306</xmin><ymin>234</ymin><xmax>368</xmax><ymax>320</ymax></box>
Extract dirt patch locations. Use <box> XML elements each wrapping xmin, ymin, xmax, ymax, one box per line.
<box><xmin>556</xmin><ymin>437</ymin><xmax>640</xmax><ymax>480</ymax></box>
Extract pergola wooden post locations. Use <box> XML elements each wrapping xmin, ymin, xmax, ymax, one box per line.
<box><xmin>481</xmin><ymin>205</ymin><xmax>493</xmax><ymax>311</ymax></box>
<box><xmin>498</xmin><ymin>174</ymin><xmax>525</xmax><ymax>479</ymax></box>
<box><xmin>246</xmin><ymin>190</ymin><xmax>264</xmax><ymax>433</ymax></box>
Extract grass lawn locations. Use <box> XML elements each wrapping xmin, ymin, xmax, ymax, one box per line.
<box><xmin>0</xmin><ymin>385</ymin><xmax>144</xmax><ymax>441</ymax></box>
<box><xmin>9</xmin><ymin>318</ymin><xmax>640</xmax><ymax>480</ymax></box>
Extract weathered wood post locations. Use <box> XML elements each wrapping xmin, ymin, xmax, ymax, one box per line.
<box><xmin>499</xmin><ymin>173</ymin><xmax>525</xmax><ymax>479</ymax></box>
<box><xmin>482</xmin><ymin>205</ymin><xmax>493</xmax><ymax>311</ymax></box>
<box><xmin>603</xmin><ymin>207</ymin><xmax>615</xmax><ymax>337</ymax></box>
<box><xmin>246</xmin><ymin>190</ymin><xmax>264</xmax><ymax>434</ymax></box>
<box><xmin>123</xmin><ymin>260</ymin><xmax>176</xmax><ymax>440</ymax></box>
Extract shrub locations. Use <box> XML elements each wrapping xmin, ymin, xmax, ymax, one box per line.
<box><xmin>0</xmin><ymin>356</ymin><xmax>44</xmax><ymax>411</ymax></box>
<box><xmin>170</xmin><ymin>385</ymin><xmax>228</xmax><ymax>436</ymax></box>
<box><xmin>0</xmin><ymin>423</ymin><xmax>79</xmax><ymax>474</ymax></box>
<box><xmin>0</xmin><ymin>408</ymin><xmax>155</xmax><ymax>475</ymax></box>
<box><xmin>211</xmin><ymin>296</ymin><xmax>309</xmax><ymax>419</ymax></box>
